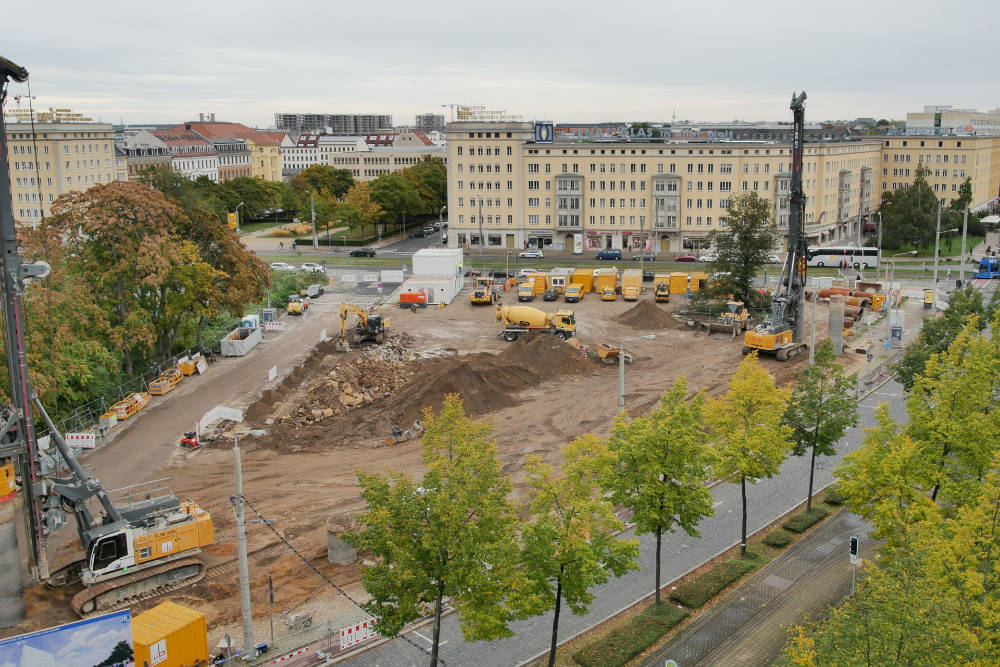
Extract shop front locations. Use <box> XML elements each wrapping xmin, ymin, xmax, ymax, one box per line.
<box><xmin>526</xmin><ymin>231</ymin><xmax>553</xmax><ymax>250</ymax></box>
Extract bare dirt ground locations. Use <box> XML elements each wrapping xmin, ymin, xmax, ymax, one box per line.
<box><xmin>10</xmin><ymin>289</ymin><xmax>868</xmax><ymax>646</ymax></box>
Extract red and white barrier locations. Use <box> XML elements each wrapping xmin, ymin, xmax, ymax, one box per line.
<box><xmin>273</xmin><ymin>647</ymin><xmax>309</xmax><ymax>663</ymax></box>
<box><xmin>65</xmin><ymin>432</ymin><xmax>97</xmax><ymax>449</ymax></box>
<box><xmin>340</xmin><ymin>618</ymin><xmax>378</xmax><ymax>650</ymax></box>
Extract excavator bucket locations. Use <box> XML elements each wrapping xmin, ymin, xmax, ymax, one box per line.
<box><xmin>334</xmin><ymin>336</ymin><xmax>351</xmax><ymax>353</ymax></box>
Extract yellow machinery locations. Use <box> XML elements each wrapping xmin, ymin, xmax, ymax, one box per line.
<box><xmin>496</xmin><ymin>305</ymin><xmax>576</xmax><ymax>341</ymax></box>
<box><xmin>338</xmin><ymin>302</ymin><xmax>389</xmax><ymax>348</ymax></box>
<box><xmin>287</xmin><ymin>294</ymin><xmax>304</xmax><ymax>315</ymax></box>
<box><xmin>148</xmin><ymin>368</ymin><xmax>183</xmax><ymax>396</ymax></box>
<box><xmin>702</xmin><ymin>301</ymin><xmax>749</xmax><ymax>339</ymax></box>
<box><xmin>654</xmin><ymin>274</ymin><xmax>670</xmax><ymax>302</ymax></box>
<box><xmin>471</xmin><ymin>277</ymin><xmax>496</xmax><ymax>305</ymax></box>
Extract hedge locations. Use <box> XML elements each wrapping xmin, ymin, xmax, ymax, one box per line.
<box><xmin>669</xmin><ymin>550</ymin><xmax>763</xmax><ymax>609</ymax></box>
<box><xmin>783</xmin><ymin>507</ymin><xmax>829</xmax><ymax>533</ymax></box>
<box><xmin>823</xmin><ymin>487</ymin><xmax>846</xmax><ymax>506</ymax></box>
<box><xmin>763</xmin><ymin>529</ymin><xmax>794</xmax><ymax>548</ymax></box>
<box><xmin>572</xmin><ymin>604</ymin><xmax>689</xmax><ymax>667</ymax></box>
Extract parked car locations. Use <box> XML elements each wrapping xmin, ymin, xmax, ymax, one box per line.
<box><xmin>433</xmin><ymin>222</ymin><xmax>442</xmax><ymax>230</ymax></box>
<box><xmin>698</xmin><ymin>253</ymin><xmax>718</xmax><ymax>262</ymax></box>
<box><xmin>596</xmin><ymin>249</ymin><xmax>622</xmax><ymax>260</ymax></box>
<box><xmin>305</xmin><ymin>284</ymin><xmax>324</xmax><ymax>298</ymax></box>
<box><xmin>517</xmin><ymin>268</ymin><xmax>539</xmax><ymax>278</ymax></box>
<box><xmin>765</xmin><ymin>253</ymin><xmax>783</xmax><ymax>264</ymax></box>
<box><xmin>542</xmin><ymin>288</ymin><xmax>558</xmax><ymax>301</ymax></box>
<box><xmin>633</xmin><ymin>252</ymin><xmax>657</xmax><ymax>262</ymax></box>
<box><xmin>675</xmin><ymin>253</ymin><xmax>697</xmax><ymax>262</ymax></box>
<box><xmin>408</xmin><ymin>230</ymin><xmax>425</xmax><ymax>238</ymax></box>
<box><xmin>464</xmin><ymin>268</ymin><xmax>482</xmax><ymax>277</ymax></box>
<box><xmin>300</xmin><ymin>262</ymin><xmax>325</xmax><ymax>273</ymax></box>
<box><xmin>349</xmin><ymin>248</ymin><xmax>376</xmax><ymax>257</ymax></box>
<box><xmin>519</xmin><ymin>249</ymin><xmax>544</xmax><ymax>259</ymax></box>
<box><xmin>490</xmin><ymin>270</ymin><xmax>510</xmax><ymax>280</ymax></box>
<box><xmin>642</xmin><ymin>269</ymin><xmax>655</xmax><ymax>281</ymax></box>
<box><xmin>269</xmin><ymin>262</ymin><xmax>296</xmax><ymax>271</ymax></box>
<box><xmin>422</xmin><ymin>226</ymin><xmax>436</xmax><ymax>234</ymax></box>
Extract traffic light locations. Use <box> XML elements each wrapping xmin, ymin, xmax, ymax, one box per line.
<box><xmin>849</xmin><ymin>536</ymin><xmax>859</xmax><ymax>556</ymax></box>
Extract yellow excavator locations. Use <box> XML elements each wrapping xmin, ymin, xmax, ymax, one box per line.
<box><xmin>0</xmin><ymin>54</ymin><xmax>214</xmax><ymax>620</ymax></box>
<box><xmin>335</xmin><ymin>303</ymin><xmax>389</xmax><ymax>351</ymax></box>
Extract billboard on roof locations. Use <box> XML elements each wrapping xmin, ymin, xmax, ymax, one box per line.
<box><xmin>0</xmin><ymin>610</ymin><xmax>133</xmax><ymax>667</ymax></box>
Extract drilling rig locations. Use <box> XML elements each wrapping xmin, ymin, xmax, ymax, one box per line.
<box><xmin>743</xmin><ymin>91</ymin><xmax>809</xmax><ymax>361</ymax></box>
<box><xmin>0</xmin><ymin>55</ymin><xmax>213</xmax><ymax>622</ymax></box>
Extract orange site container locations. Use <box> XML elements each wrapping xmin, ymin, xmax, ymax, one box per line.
<box><xmin>132</xmin><ymin>601</ymin><xmax>209</xmax><ymax>667</ymax></box>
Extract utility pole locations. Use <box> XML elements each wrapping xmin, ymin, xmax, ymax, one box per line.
<box><xmin>618</xmin><ymin>335</ymin><xmax>654</xmax><ymax>413</ymax></box>
<box><xmin>478</xmin><ymin>198</ymin><xmax>485</xmax><ymax>275</ymax></box>
<box><xmin>232</xmin><ymin>436</ymin><xmax>255</xmax><ymax>658</ymax></box>
<box><xmin>960</xmin><ymin>207</ymin><xmax>968</xmax><ymax>286</ymax></box>
<box><xmin>638</xmin><ymin>216</ymin><xmax>645</xmax><ymax>289</ymax></box>
<box><xmin>933</xmin><ymin>199</ymin><xmax>943</xmax><ymax>288</ymax></box>
<box><xmin>310</xmin><ymin>192</ymin><xmax>318</xmax><ymax>250</ymax></box>
<box><xmin>809</xmin><ymin>288</ymin><xmax>817</xmax><ymax>364</ymax></box>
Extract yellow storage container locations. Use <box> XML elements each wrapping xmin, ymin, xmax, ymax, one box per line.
<box><xmin>690</xmin><ymin>271</ymin><xmax>709</xmax><ymax>291</ymax></box>
<box><xmin>669</xmin><ymin>272</ymin><xmax>688</xmax><ymax>295</ymax></box>
<box><xmin>132</xmin><ymin>601</ymin><xmax>208</xmax><ymax>667</ymax></box>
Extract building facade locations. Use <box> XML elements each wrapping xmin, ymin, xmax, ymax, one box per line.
<box><xmin>274</xmin><ymin>113</ymin><xmax>392</xmax><ymax>134</ymax></box>
<box><xmin>116</xmin><ymin>129</ymin><xmax>172</xmax><ymax>180</ymax></box>
<box><xmin>175</xmin><ymin>122</ymin><xmax>282</xmax><ymax>181</ymax></box>
<box><xmin>6</xmin><ymin>121</ymin><xmax>123</xmax><ymax>224</ymax></box>
<box><xmin>281</xmin><ymin>134</ymin><xmax>368</xmax><ymax>179</ymax></box>
<box><xmin>151</xmin><ymin>129</ymin><xmax>218</xmax><ymax>181</ymax></box>
<box><xmin>210</xmin><ymin>137</ymin><xmax>252</xmax><ymax>181</ymax></box>
<box><xmin>877</xmin><ymin>135</ymin><xmax>1000</xmax><ymax>211</ymax></box>
<box><xmin>328</xmin><ymin>145</ymin><xmax>446</xmax><ymax>181</ymax></box>
<box><xmin>444</xmin><ymin>121</ymin><xmax>883</xmax><ymax>254</ymax></box>
<box><xmin>415</xmin><ymin>113</ymin><xmax>446</xmax><ymax>133</ymax></box>
<box><xmin>906</xmin><ymin>105</ymin><xmax>1000</xmax><ymax>137</ymax></box>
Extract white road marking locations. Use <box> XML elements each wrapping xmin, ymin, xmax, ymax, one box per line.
<box><xmin>413</xmin><ymin>631</ymin><xmax>446</xmax><ymax>646</ymax></box>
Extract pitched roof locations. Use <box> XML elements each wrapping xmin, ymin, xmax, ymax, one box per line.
<box><xmin>150</xmin><ymin>129</ymin><xmax>212</xmax><ymax>147</ymax></box>
<box><xmin>174</xmin><ymin>122</ymin><xmax>280</xmax><ymax>146</ymax></box>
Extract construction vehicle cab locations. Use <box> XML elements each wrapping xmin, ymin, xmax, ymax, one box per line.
<box><xmin>654</xmin><ymin>275</ymin><xmax>670</xmax><ymax>302</ymax></box>
<box><xmin>517</xmin><ymin>281</ymin><xmax>535</xmax><ymax>302</ymax></box>
<box><xmin>339</xmin><ymin>302</ymin><xmax>388</xmax><ymax>345</ymax></box>
<box><xmin>286</xmin><ymin>294</ymin><xmax>305</xmax><ymax>315</ymax></box>
<box><xmin>471</xmin><ymin>277</ymin><xmax>496</xmax><ymax>305</ymax></box>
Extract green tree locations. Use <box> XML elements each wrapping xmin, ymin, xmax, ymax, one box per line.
<box><xmin>893</xmin><ymin>285</ymin><xmax>987</xmax><ymax>390</ymax></box>
<box><xmin>346</xmin><ymin>396</ymin><xmax>521</xmax><ymax>667</ymax></box>
<box><xmin>707</xmin><ymin>353</ymin><xmax>793</xmax><ymax>556</ymax></box>
<box><xmin>290</xmin><ymin>165</ymin><xmax>354</xmax><ymax>201</ymax></box>
<box><xmin>370</xmin><ymin>171</ymin><xmax>423</xmax><ymax>227</ymax></box>
<box><xmin>706</xmin><ymin>192</ymin><xmax>779</xmax><ymax>307</ymax></box>
<box><xmin>878</xmin><ymin>163</ymin><xmax>940</xmax><ymax>249</ymax></box>
<box><xmin>341</xmin><ymin>182</ymin><xmax>384</xmax><ymax>239</ymax></box>
<box><xmin>603</xmin><ymin>378</ymin><xmax>716</xmax><ymax>602</ymax></box>
<box><xmin>783</xmin><ymin>339</ymin><xmax>859</xmax><ymax>510</ymax></box>
<box><xmin>521</xmin><ymin>435</ymin><xmax>639</xmax><ymax>667</ymax></box>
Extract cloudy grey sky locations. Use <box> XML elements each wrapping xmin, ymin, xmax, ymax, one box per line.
<box><xmin>4</xmin><ymin>0</ymin><xmax>998</xmax><ymax>127</ymax></box>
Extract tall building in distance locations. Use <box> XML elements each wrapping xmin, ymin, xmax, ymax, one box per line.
<box><xmin>273</xmin><ymin>113</ymin><xmax>393</xmax><ymax>134</ymax></box>
<box><xmin>5</xmin><ymin>117</ymin><xmax>124</xmax><ymax>224</ymax></box>
<box><xmin>414</xmin><ymin>113</ymin><xmax>445</xmax><ymax>133</ymax></box>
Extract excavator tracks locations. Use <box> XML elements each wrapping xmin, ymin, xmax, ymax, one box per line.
<box><xmin>71</xmin><ymin>557</ymin><xmax>205</xmax><ymax>617</ymax></box>
<box><xmin>776</xmin><ymin>343</ymin><xmax>808</xmax><ymax>362</ymax></box>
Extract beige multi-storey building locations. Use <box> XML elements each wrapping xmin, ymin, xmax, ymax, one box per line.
<box><xmin>6</xmin><ymin>121</ymin><xmax>123</xmax><ymax>224</ymax></box>
<box><xmin>877</xmin><ymin>135</ymin><xmax>1000</xmax><ymax>211</ymax></box>
<box><xmin>328</xmin><ymin>145</ymin><xmax>446</xmax><ymax>181</ymax></box>
<box><xmin>444</xmin><ymin>121</ymin><xmax>882</xmax><ymax>253</ymax></box>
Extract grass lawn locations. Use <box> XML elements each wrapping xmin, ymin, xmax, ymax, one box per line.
<box><xmin>239</xmin><ymin>221</ymin><xmax>286</xmax><ymax>234</ymax></box>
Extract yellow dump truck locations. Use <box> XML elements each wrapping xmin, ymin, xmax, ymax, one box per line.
<box><xmin>496</xmin><ymin>305</ymin><xmax>576</xmax><ymax>341</ymax></box>
<box><xmin>564</xmin><ymin>282</ymin><xmax>585</xmax><ymax>303</ymax></box>
<box><xmin>654</xmin><ymin>273</ymin><xmax>671</xmax><ymax>302</ymax></box>
<box><xmin>621</xmin><ymin>269</ymin><xmax>642</xmax><ymax>301</ymax></box>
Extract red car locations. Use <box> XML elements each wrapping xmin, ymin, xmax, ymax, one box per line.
<box><xmin>675</xmin><ymin>253</ymin><xmax>697</xmax><ymax>262</ymax></box>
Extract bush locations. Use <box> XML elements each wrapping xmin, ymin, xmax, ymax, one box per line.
<box><xmin>573</xmin><ymin>604</ymin><xmax>688</xmax><ymax>667</ymax></box>
<box><xmin>823</xmin><ymin>487</ymin><xmax>846</xmax><ymax>506</ymax></box>
<box><xmin>669</xmin><ymin>550</ymin><xmax>763</xmax><ymax>609</ymax></box>
<box><xmin>783</xmin><ymin>507</ymin><xmax>829</xmax><ymax>533</ymax></box>
<box><xmin>763</xmin><ymin>529</ymin><xmax>793</xmax><ymax>548</ymax></box>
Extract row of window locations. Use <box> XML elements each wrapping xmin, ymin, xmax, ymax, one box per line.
<box><xmin>888</xmin><ymin>153</ymin><xmax>967</xmax><ymax>164</ymax></box>
<box><xmin>456</xmin><ymin>213</ymin><xmax>728</xmax><ymax>229</ymax></box>
<box><xmin>456</xmin><ymin>145</ymin><xmax>513</xmax><ymax>156</ymax></box>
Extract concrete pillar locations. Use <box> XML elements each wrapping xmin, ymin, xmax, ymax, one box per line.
<box><xmin>0</xmin><ymin>499</ymin><xmax>25</xmax><ymax>626</ymax></box>
<box><xmin>327</xmin><ymin>516</ymin><xmax>357</xmax><ymax>565</ymax></box>
<box><xmin>829</xmin><ymin>294</ymin><xmax>844</xmax><ymax>357</ymax></box>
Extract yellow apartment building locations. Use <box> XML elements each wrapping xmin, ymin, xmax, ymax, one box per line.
<box><xmin>444</xmin><ymin>121</ymin><xmax>880</xmax><ymax>253</ymax></box>
<box><xmin>6</xmin><ymin>121</ymin><xmax>123</xmax><ymax>224</ymax></box>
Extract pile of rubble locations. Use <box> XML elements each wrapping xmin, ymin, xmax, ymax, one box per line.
<box><xmin>275</xmin><ymin>338</ymin><xmax>416</xmax><ymax>427</ymax></box>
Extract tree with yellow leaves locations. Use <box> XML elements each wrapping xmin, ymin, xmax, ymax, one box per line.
<box><xmin>706</xmin><ymin>353</ymin><xmax>793</xmax><ymax>557</ymax></box>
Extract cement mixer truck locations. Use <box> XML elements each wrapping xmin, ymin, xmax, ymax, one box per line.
<box><xmin>496</xmin><ymin>305</ymin><xmax>577</xmax><ymax>341</ymax></box>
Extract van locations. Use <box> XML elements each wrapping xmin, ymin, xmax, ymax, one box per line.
<box><xmin>564</xmin><ymin>283</ymin><xmax>585</xmax><ymax>303</ymax></box>
<box><xmin>596</xmin><ymin>249</ymin><xmax>623</xmax><ymax>260</ymax></box>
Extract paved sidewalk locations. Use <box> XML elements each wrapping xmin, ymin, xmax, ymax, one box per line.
<box><xmin>643</xmin><ymin>509</ymin><xmax>880</xmax><ymax>666</ymax></box>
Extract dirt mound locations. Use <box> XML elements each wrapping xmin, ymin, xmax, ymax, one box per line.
<box><xmin>616</xmin><ymin>301</ymin><xmax>683</xmax><ymax>330</ymax></box>
<box><xmin>255</xmin><ymin>335</ymin><xmax>599</xmax><ymax>452</ymax></box>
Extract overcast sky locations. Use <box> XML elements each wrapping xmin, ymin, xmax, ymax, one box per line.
<box><xmin>4</xmin><ymin>0</ymin><xmax>998</xmax><ymax>128</ymax></box>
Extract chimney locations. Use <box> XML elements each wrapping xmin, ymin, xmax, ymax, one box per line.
<box><xmin>185</xmin><ymin>123</ymin><xmax>191</xmax><ymax>131</ymax></box>
<box><xmin>210</xmin><ymin>112</ymin><xmax>216</xmax><ymax>122</ymax></box>
<box><xmin>199</xmin><ymin>113</ymin><xmax>204</xmax><ymax>122</ymax></box>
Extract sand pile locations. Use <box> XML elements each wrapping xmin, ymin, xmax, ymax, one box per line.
<box><xmin>616</xmin><ymin>301</ymin><xmax>683</xmax><ymax>330</ymax></box>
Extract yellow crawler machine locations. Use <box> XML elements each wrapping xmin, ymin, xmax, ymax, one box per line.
<box><xmin>338</xmin><ymin>302</ymin><xmax>388</xmax><ymax>346</ymax></box>
<box><xmin>471</xmin><ymin>277</ymin><xmax>496</xmax><ymax>305</ymax></box>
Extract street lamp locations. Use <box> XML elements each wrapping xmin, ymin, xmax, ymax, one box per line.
<box><xmin>619</xmin><ymin>334</ymin><xmax>655</xmax><ymax>413</ymax></box>
<box><xmin>932</xmin><ymin>204</ymin><xmax>959</xmax><ymax>288</ymax></box>
<box><xmin>886</xmin><ymin>250</ymin><xmax>918</xmax><ymax>348</ymax></box>
<box><xmin>478</xmin><ymin>197</ymin><xmax>485</xmax><ymax>275</ymax></box>
<box><xmin>235</xmin><ymin>201</ymin><xmax>245</xmax><ymax>233</ymax></box>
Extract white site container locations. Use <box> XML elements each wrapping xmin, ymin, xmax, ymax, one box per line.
<box><xmin>400</xmin><ymin>276</ymin><xmax>461</xmax><ymax>304</ymax></box>
<box><xmin>412</xmin><ymin>248</ymin><xmax>463</xmax><ymax>277</ymax></box>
